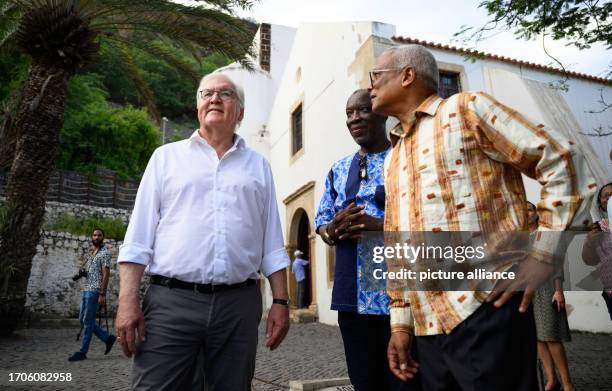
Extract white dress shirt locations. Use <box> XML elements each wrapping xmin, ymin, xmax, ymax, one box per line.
<box><xmin>118</xmin><ymin>131</ymin><xmax>290</xmax><ymax>284</ymax></box>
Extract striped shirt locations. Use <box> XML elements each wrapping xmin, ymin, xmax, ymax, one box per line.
<box><xmin>384</xmin><ymin>92</ymin><xmax>597</xmax><ymax>336</ymax></box>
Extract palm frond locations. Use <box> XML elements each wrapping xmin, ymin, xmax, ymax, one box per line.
<box><xmin>136</xmin><ymin>40</ymin><xmax>201</xmax><ymax>84</ymax></box>
<box><xmin>0</xmin><ymin>1</ymin><xmax>21</xmax><ymax>49</ymax></box>
<box><xmin>0</xmin><ymin>2</ymin><xmax>19</xmax><ymax>16</ymax></box>
<box><xmin>88</xmin><ymin>1</ymin><xmax>256</xmax><ymax>68</ymax></box>
<box><xmin>0</xmin><ymin>19</ymin><xmax>18</xmax><ymax>50</ymax></box>
<box><xmin>105</xmin><ymin>38</ymin><xmax>160</xmax><ymax>122</ymax></box>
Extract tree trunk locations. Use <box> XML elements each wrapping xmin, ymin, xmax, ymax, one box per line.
<box><xmin>0</xmin><ymin>62</ymin><xmax>71</xmax><ymax>336</ymax></box>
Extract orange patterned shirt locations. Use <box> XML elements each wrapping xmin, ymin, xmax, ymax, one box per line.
<box><xmin>384</xmin><ymin>92</ymin><xmax>597</xmax><ymax>336</ymax></box>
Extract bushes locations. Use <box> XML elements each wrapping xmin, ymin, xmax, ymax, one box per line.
<box><xmin>58</xmin><ymin>74</ymin><xmax>161</xmax><ymax>179</ymax></box>
<box><xmin>44</xmin><ymin>214</ymin><xmax>127</xmax><ymax>240</ymax></box>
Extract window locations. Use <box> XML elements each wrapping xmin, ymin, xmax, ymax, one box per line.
<box><xmin>438</xmin><ymin>71</ymin><xmax>461</xmax><ymax>99</ymax></box>
<box><xmin>291</xmin><ymin>104</ymin><xmax>303</xmax><ymax>155</ymax></box>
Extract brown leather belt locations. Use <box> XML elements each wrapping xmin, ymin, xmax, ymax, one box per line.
<box><xmin>150</xmin><ymin>274</ymin><xmax>256</xmax><ymax>293</ymax></box>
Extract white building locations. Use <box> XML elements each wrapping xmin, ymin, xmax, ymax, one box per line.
<box><xmin>224</xmin><ymin>22</ymin><xmax>612</xmax><ymax>332</ymax></box>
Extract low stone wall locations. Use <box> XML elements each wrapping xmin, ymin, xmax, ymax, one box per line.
<box><xmin>42</xmin><ymin>201</ymin><xmax>132</xmax><ymax>225</ymax></box>
<box><xmin>25</xmin><ymin>231</ymin><xmax>123</xmax><ymax>318</ymax></box>
<box><xmin>0</xmin><ymin>198</ymin><xmax>132</xmax><ymax>225</ymax></box>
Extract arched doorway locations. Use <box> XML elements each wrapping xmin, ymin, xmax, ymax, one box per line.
<box><xmin>288</xmin><ymin>208</ymin><xmax>315</xmax><ymax>310</ymax></box>
<box><xmin>294</xmin><ymin>210</ymin><xmax>311</xmax><ymax>307</ymax></box>
<box><xmin>283</xmin><ymin>181</ymin><xmax>317</xmax><ymax>321</ymax></box>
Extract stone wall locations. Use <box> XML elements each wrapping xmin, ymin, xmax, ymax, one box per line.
<box><xmin>0</xmin><ymin>198</ymin><xmax>132</xmax><ymax>225</ymax></box>
<box><xmin>0</xmin><ymin>199</ymin><xmax>136</xmax><ymax>318</ymax></box>
<box><xmin>25</xmin><ymin>231</ymin><xmax>123</xmax><ymax>318</ymax></box>
<box><xmin>42</xmin><ymin>200</ymin><xmax>132</xmax><ymax>225</ymax></box>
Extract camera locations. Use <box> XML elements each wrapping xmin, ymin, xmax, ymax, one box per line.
<box><xmin>72</xmin><ymin>268</ymin><xmax>88</xmax><ymax>281</ymax></box>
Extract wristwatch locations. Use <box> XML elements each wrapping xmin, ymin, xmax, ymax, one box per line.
<box><xmin>272</xmin><ymin>298</ymin><xmax>290</xmax><ymax>306</ymax></box>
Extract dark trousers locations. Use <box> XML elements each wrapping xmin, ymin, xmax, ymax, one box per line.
<box><xmin>338</xmin><ymin>311</ymin><xmax>422</xmax><ymax>391</ymax></box>
<box><xmin>603</xmin><ymin>291</ymin><xmax>612</xmax><ymax>321</ymax></box>
<box><xmin>297</xmin><ymin>280</ymin><xmax>308</xmax><ymax>308</ymax></box>
<box><xmin>416</xmin><ymin>295</ymin><xmax>537</xmax><ymax>391</ymax></box>
<box><xmin>132</xmin><ymin>283</ymin><xmax>262</xmax><ymax>391</ymax></box>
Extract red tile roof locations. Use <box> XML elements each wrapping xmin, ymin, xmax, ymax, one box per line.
<box><xmin>392</xmin><ymin>36</ymin><xmax>612</xmax><ymax>85</ymax></box>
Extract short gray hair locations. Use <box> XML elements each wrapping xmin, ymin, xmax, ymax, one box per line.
<box><xmin>384</xmin><ymin>44</ymin><xmax>439</xmax><ymax>92</ymax></box>
<box><xmin>196</xmin><ymin>72</ymin><xmax>245</xmax><ymax>110</ymax></box>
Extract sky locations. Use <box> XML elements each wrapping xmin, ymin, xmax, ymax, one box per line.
<box><xmin>236</xmin><ymin>0</ymin><xmax>610</xmax><ymax>78</ymax></box>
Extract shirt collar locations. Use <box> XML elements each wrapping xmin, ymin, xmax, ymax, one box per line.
<box><xmin>415</xmin><ymin>94</ymin><xmax>443</xmax><ymax>117</ymax></box>
<box><xmin>391</xmin><ymin>94</ymin><xmax>443</xmax><ymax>138</ymax></box>
<box><xmin>189</xmin><ymin>130</ymin><xmax>245</xmax><ymax>150</ymax></box>
<box><xmin>356</xmin><ymin>148</ymin><xmax>390</xmax><ymax>158</ymax></box>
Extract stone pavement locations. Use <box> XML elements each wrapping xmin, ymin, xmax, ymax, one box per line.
<box><xmin>0</xmin><ymin>323</ymin><xmax>610</xmax><ymax>390</ymax></box>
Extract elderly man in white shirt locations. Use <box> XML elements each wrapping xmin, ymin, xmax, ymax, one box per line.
<box><xmin>115</xmin><ymin>72</ymin><xmax>291</xmax><ymax>391</ymax></box>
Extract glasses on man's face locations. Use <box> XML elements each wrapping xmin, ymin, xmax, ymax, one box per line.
<box><xmin>368</xmin><ymin>67</ymin><xmax>406</xmax><ymax>88</ymax></box>
<box><xmin>199</xmin><ymin>89</ymin><xmax>236</xmax><ymax>102</ymax></box>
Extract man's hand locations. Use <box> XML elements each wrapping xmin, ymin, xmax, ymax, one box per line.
<box><xmin>486</xmin><ymin>255</ymin><xmax>555</xmax><ymax>312</ymax></box>
<box><xmin>328</xmin><ymin>203</ymin><xmax>364</xmax><ymax>241</ymax></box>
<box><xmin>388</xmin><ymin>332</ymin><xmax>419</xmax><ymax>381</ymax></box>
<box><xmin>115</xmin><ymin>295</ymin><xmax>146</xmax><ymax>358</ymax></box>
<box><xmin>338</xmin><ymin>209</ymin><xmax>383</xmax><ymax>240</ymax></box>
<box><xmin>98</xmin><ymin>294</ymin><xmax>106</xmax><ymax>307</ymax></box>
<box><xmin>265</xmin><ymin>304</ymin><xmax>289</xmax><ymax>350</ymax></box>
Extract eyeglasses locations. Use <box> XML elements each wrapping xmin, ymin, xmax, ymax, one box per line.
<box><xmin>199</xmin><ymin>89</ymin><xmax>236</xmax><ymax>101</ymax></box>
<box><xmin>368</xmin><ymin>67</ymin><xmax>407</xmax><ymax>88</ymax></box>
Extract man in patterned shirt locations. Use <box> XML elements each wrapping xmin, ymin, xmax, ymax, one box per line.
<box><xmin>316</xmin><ymin>89</ymin><xmax>420</xmax><ymax>390</ymax></box>
<box><xmin>369</xmin><ymin>44</ymin><xmax>596</xmax><ymax>390</ymax></box>
<box><xmin>68</xmin><ymin>228</ymin><xmax>117</xmax><ymax>361</ymax></box>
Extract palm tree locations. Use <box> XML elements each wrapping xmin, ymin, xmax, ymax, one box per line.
<box><xmin>0</xmin><ymin>0</ymin><xmax>256</xmax><ymax>336</ymax></box>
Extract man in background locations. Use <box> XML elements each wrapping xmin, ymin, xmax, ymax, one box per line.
<box><xmin>68</xmin><ymin>228</ymin><xmax>116</xmax><ymax>362</ymax></box>
<box><xmin>292</xmin><ymin>250</ymin><xmax>310</xmax><ymax>309</ymax></box>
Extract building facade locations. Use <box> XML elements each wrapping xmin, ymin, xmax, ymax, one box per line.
<box><xmin>224</xmin><ymin>21</ymin><xmax>612</xmax><ymax>332</ymax></box>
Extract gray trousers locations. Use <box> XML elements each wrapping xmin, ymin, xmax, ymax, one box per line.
<box><xmin>132</xmin><ymin>282</ymin><xmax>262</xmax><ymax>391</ymax></box>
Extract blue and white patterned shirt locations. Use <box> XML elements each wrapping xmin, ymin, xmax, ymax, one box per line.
<box><xmin>82</xmin><ymin>244</ymin><xmax>112</xmax><ymax>292</ymax></box>
<box><xmin>315</xmin><ymin>149</ymin><xmax>390</xmax><ymax>315</ymax></box>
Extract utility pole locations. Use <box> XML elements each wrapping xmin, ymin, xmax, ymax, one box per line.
<box><xmin>162</xmin><ymin>117</ymin><xmax>168</xmax><ymax>144</ymax></box>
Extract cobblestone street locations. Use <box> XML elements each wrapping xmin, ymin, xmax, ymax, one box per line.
<box><xmin>0</xmin><ymin>323</ymin><xmax>610</xmax><ymax>390</ymax></box>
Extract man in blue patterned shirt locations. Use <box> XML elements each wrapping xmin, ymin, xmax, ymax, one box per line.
<box><xmin>315</xmin><ymin>89</ymin><xmax>420</xmax><ymax>390</ymax></box>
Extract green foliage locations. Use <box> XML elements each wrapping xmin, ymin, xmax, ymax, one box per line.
<box><xmin>44</xmin><ymin>214</ymin><xmax>127</xmax><ymax>240</ymax></box>
<box><xmin>1</xmin><ymin>41</ymin><xmax>231</xmax><ymax>179</ymax></box>
<box><xmin>59</xmin><ymin>77</ymin><xmax>161</xmax><ymax>178</ymax></box>
<box><xmin>88</xmin><ymin>40</ymin><xmax>230</xmax><ymax>120</ymax></box>
<box><xmin>0</xmin><ymin>48</ymin><xmax>28</xmax><ymax>103</ymax></box>
<box><xmin>461</xmin><ymin>0</ymin><xmax>612</xmax><ymax>50</ymax></box>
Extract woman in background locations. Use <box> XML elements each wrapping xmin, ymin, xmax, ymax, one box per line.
<box><xmin>528</xmin><ymin>202</ymin><xmax>574</xmax><ymax>391</ymax></box>
<box><xmin>582</xmin><ymin>183</ymin><xmax>612</xmax><ymax>321</ymax></box>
